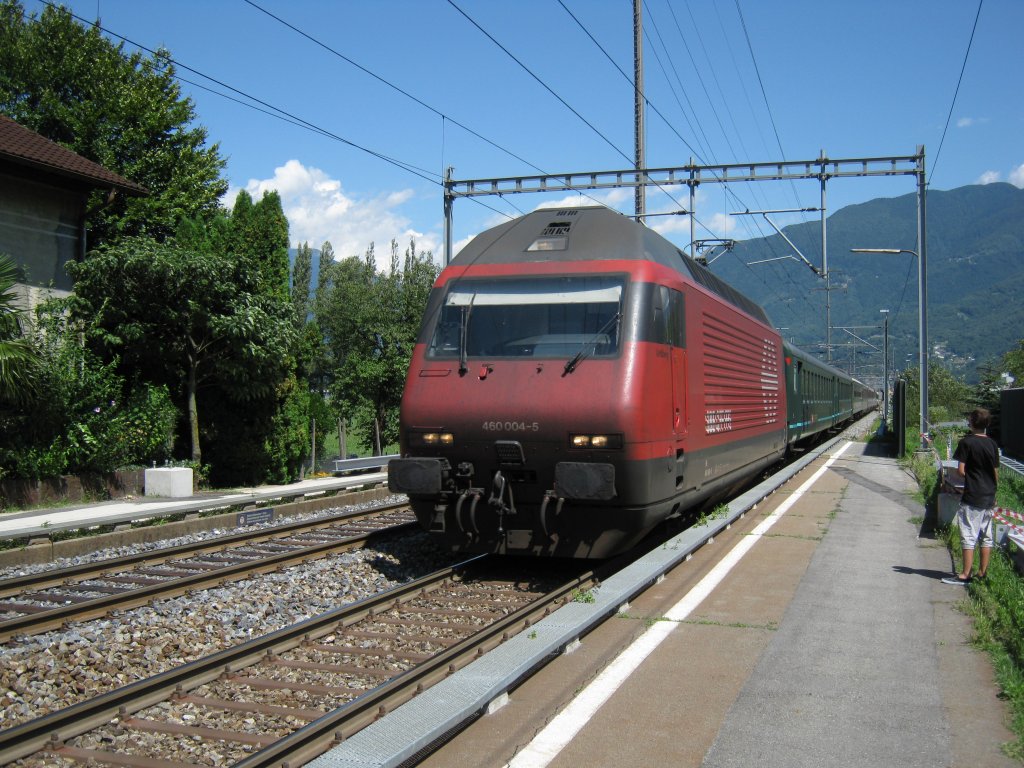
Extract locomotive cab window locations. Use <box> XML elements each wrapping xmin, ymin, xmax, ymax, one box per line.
<box><xmin>427</xmin><ymin>275</ymin><xmax>625</xmax><ymax>359</ymax></box>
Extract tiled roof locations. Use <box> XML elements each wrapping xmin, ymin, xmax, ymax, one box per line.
<box><xmin>0</xmin><ymin>114</ymin><xmax>148</xmax><ymax>195</ymax></box>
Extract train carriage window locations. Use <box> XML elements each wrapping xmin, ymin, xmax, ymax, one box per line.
<box><xmin>652</xmin><ymin>285</ymin><xmax>670</xmax><ymax>345</ymax></box>
<box><xmin>646</xmin><ymin>285</ymin><xmax>685</xmax><ymax>347</ymax></box>
<box><xmin>670</xmin><ymin>288</ymin><xmax>685</xmax><ymax>346</ymax></box>
<box><xmin>427</xmin><ymin>275</ymin><xmax>625</xmax><ymax>359</ymax></box>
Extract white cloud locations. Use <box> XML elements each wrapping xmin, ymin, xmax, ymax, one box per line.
<box><xmin>957</xmin><ymin>117</ymin><xmax>989</xmax><ymax>128</ymax></box>
<box><xmin>647</xmin><ymin>211</ymin><xmax>693</xmax><ymax>236</ymax></box>
<box><xmin>1010</xmin><ymin>163</ymin><xmax>1024</xmax><ymax>188</ymax></box>
<box><xmin>534</xmin><ymin>188</ymin><xmax>632</xmax><ymax>211</ymax></box>
<box><xmin>223</xmin><ymin>160</ymin><xmax>440</xmax><ymax>262</ymax></box>
<box><xmin>451</xmin><ymin>234</ymin><xmax>475</xmax><ymax>259</ymax></box>
<box><xmin>976</xmin><ymin>170</ymin><xmax>1001</xmax><ymax>185</ymax></box>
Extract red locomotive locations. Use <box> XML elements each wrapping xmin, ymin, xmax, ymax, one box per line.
<box><xmin>389</xmin><ymin>206</ymin><xmax>873</xmax><ymax>557</ymax></box>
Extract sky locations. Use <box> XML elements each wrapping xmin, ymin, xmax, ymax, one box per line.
<box><xmin>25</xmin><ymin>0</ymin><xmax>1024</xmax><ymax>265</ymax></box>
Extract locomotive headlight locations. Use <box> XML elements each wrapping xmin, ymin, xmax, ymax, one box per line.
<box><xmin>413</xmin><ymin>431</ymin><xmax>454</xmax><ymax>447</ymax></box>
<box><xmin>569</xmin><ymin>433</ymin><xmax>623</xmax><ymax>449</ymax></box>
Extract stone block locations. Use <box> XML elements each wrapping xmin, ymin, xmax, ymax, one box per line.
<box><xmin>144</xmin><ymin>467</ymin><xmax>193</xmax><ymax>498</ymax></box>
<box><xmin>937</xmin><ymin>493</ymin><xmax>960</xmax><ymax>526</ymax></box>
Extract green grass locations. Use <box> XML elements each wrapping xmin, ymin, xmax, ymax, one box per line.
<box><xmin>571</xmin><ymin>588</ymin><xmax>596</xmax><ymax>604</ymax></box>
<box><xmin>998</xmin><ymin>472</ymin><xmax>1024</xmax><ymax>513</ymax></box>
<box><xmin>944</xmin><ymin>530</ymin><xmax>1024</xmax><ymax>760</ymax></box>
<box><xmin>933</xmin><ymin>465</ymin><xmax>1024</xmax><ymax>760</ymax></box>
<box><xmin>906</xmin><ymin>448</ymin><xmax>1024</xmax><ymax>758</ymax></box>
<box><xmin>319</xmin><ymin>426</ymin><xmax>397</xmax><ymax>462</ymax></box>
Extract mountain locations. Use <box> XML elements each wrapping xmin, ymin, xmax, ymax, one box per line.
<box><xmin>707</xmin><ymin>182</ymin><xmax>1024</xmax><ymax>382</ymax></box>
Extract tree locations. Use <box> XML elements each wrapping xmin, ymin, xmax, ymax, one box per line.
<box><xmin>0</xmin><ymin>302</ymin><xmax>176</xmax><ymax>479</ymax></box>
<box><xmin>231</xmin><ymin>190</ymin><xmax>291</xmax><ymax>304</ymax></box>
<box><xmin>0</xmin><ymin>0</ymin><xmax>227</xmax><ymax>247</ymax></box>
<box><xmin>65</xmin><ymin>234</ymin><xmax>295</xmax><ymax>466</ymax></box>
<box><xmin>316</xmin><ymin>240</ymin><xmax>438</xmax><ymax>453</ymax></box>
<box><xmin>902</xmin><ymin>362</ymin><xmax>971</xmax><ymax>430</ymax></box>
<box><xmin>0</xmin><ymin>253</ymin><xmax>38</xmax><ymax>405</ymax></box>
<box><xmin>1001</xmin><ymin>340</ymin><xmax>1024</xmax><ymax>386</ymax></box>
<box><xmin>291</xmin><ymin>242</ymin><xmax>313</xmax><ymax>330</ymax></box>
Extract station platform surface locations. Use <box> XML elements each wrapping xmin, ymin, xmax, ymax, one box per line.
<box><xmin>0</xmin><ymin>472</ymin><xmax>389</xmax><ymax>541</ymax></box>
<box><xmin>415</xmin><ymin>439</ymin><xmax>1018</xmax><ymax>768</ymax></box>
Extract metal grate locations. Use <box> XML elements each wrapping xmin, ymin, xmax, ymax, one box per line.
<box><xmin>494</xmin><ymin>441</ymin><xmax>525</xmax><ymax>465</ymax></box>
<box><xmin>1001</xmin><ymin>452</ymin><xmax>1024</xmax><ymax>479</ymax></box>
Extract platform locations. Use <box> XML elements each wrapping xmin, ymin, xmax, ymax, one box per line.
<box><xmin>317</xmin><ymin>438</ymin><xmax>1017</xmax><ymax>768</ymax></box>
<box><xmin>0</xmin><ymin>471</ymin><xmax>389</xmax><ymax>541</ymax></box>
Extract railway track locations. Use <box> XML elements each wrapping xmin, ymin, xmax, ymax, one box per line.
<box><xmin>0</xmin><ymin>558</ymin><xmax>593</xmax><ymax>767</ymax></box>
<box><xmin>0</xmin><ymin>502</ymin><xmax>416</xmax><ymax>642</ymax></box>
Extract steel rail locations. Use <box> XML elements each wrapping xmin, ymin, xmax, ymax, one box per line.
<box><xmin>233</xmin><ymin>567</ymin><xmax>595</xmax><ymax>768</ymax></box>
<box><xmin>0</xmin><ymin>506</ymin><xmax>415</xmax><ymax>642</ymax></box>
<box><xmin>0</xmin><ymin>558</ymin><xmax>593</xmax><ymax>767</ymax></box>
<box><xmin>0</xmin><ymin>563</ymin><xmax>471</xmax><ymax>764</ymax></box>
<box><xmin>0</xmin><ymin>501</ymin><xmax>410</xmax><ymax>597</ymax></box>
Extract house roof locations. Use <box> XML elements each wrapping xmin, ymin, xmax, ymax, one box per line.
<box><xmin>0</xmin><ymin>114</ymin><xmax>148</xmax><ymax>196</ymax></box>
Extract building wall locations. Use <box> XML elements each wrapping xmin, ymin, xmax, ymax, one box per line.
<box><xmin>0</xmin><ymin>172</ymin><xmax>84</xmax><ymax>293</ymax></box>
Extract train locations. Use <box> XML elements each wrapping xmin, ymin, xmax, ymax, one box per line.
<box><xmin>388</xmin><ymin>206</ymin><xmax>876</xmax><ymax>558</ymax></box>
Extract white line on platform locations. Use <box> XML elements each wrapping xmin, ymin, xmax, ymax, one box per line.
<box><xmin>505</xmin><ymin>440</ymin><xmax>853</xmax><ymax>768</ymax></box>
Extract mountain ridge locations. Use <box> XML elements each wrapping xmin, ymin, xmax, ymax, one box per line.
<box><xmin>709</xmin><ymin>182</ymin><xmax>1024</xmax><ymax>381</ymax></box>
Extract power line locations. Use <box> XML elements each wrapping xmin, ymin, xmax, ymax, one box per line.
<box><xmin>555</xmin><ymin>1</ymin><xmax>809</xmax><ymax>323</ymax></box>
<box><xmin>930</xmin><ymin>0</ymin><xmax>984</xmax><ymax>185</ymax></box>
<box><xmin>448</xmin><ymin>0</ymin><xmax>693</xmax><ymax>216</ymax></box>
<box><xmin>447</xmin><ymin>0</ymin><xmax>632</xmax><ymax>167</ymax></box>
<box><xmin>732</xmin><ymin>0</ymin><xmax>810</xmax><ymax>222</ymax></box>
<box><xmin>39</xmin><ymin>3</ymin><xmax>438</xmax><ymax>182</ymax></box>
<box><xmin>242</xmin><ymin>0</ymin><xmax>639</xmax><ymax>217</ymax></box>
<box><xmin>644</xmin><ymin>0</ymin><xmax>736</xmax><ymax>162</ymax></box>
<box><xmin>33</xmin><ymin>0</ymin><xmax>522</xmax><ymax>223</ymax></box>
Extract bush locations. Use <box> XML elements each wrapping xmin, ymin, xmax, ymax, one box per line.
<box><xmin>0</xmin><ymin>304</ymin><xmax>178</xmax><ymax>479</ymax></box>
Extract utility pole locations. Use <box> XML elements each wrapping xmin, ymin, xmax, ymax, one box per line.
<box><xmin>917</xmin><ymin>145</ymin><xmax>929</xmax><ymax>451</ymax></box>
<box><xmin>820</xmin><ymin>151</ymin><xmax>831</xmax><ymax>362</ymax></box>
<box><xmin>633</xmin><ymin>0</ymin><xmax>645</xmax><ymax>221</ymax></box>
<box><xmin>880</xmin><ymin>309</ymin><xmax>890</xmax><ymax>434</ymax></box>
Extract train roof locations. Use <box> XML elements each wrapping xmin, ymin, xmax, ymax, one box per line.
<box><xmin>451</xmin><ymin>206</ymin><xmax>771</xmax><ymax>326</ymax></box>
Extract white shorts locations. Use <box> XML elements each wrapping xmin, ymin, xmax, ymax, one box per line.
<box><xmin>957</xmin><ymin>503</ymin><xmax>994</xmax><ymax>549</ymax></box>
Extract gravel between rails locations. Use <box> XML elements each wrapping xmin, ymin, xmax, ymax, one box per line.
<box><xmin>0</xmin><ymin>495</ymin><xmax>411</xmax><ymax>580</ymax></box>
<box><xmin>0</xmin><ymin>498</ymin><xmax>461</xmax><ymax>731</ymax></box>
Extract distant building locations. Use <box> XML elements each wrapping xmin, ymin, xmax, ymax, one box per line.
<box><xmin>0</xmin><ymin>115</ymin><xmax>147</xmax><ymax>310</ymax></box>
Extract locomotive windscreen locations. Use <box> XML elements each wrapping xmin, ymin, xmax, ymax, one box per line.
<box><xmin>427</xmin><ymin>275</ymin><xmax>624</xmax><ymax>359</ymax></box>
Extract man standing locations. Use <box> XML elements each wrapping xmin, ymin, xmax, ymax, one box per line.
<box><xmin>943</xmin><ymin>408</ymin><xmax>1000</xmax><ymax>585</ymax></box>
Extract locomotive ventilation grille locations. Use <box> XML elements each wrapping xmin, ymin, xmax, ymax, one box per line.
<box><xmin>494</xmin><ymin>440</ymin><xmax>526</xmax><ymax>466</ymax></box>
<box><xmin>701</xmin><ymin>313</ymin><xmax>781</xmax><ymax>435</ymax></box>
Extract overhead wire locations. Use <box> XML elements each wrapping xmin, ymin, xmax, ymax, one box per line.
<box><xmin>446</xmin><ymin>0</ymin><xmax>694</xmax><ymax>218</ymax></box>
<box><xmin>731</xmin><ymin>0</ymin><xmax>813</xmax><ymax>227</ymax></box>
<box><xmin>728</xmin><ymin>1</ymin><xmax>831</xmax><ymax>334</ymax></box>
<box><xmin>642</xmin><ymin>1</ymin><xmax>776</xmax><ymax>239</ymax></box>
<box><xmin>669</xmin><ymin>0</ymin><xmax>777</xmax><ymax>229</ymax></box>
<box><xmin>241</xmin><ymin>0</ymin><xmax>611</xmax><ymax>216</ymax></box>
<box><xmin>555</xmin><ymin>0</ymin><xmax>804</xmax><ymax>327</ymax></box>
<box><xmin>712</xmin><ymin>2</ymin><xmax>773</xmax><ymax>160</ymax></box>
<box><xmin>34</xmin><ymin>0</ymin><xmax>521</xmax><ymax>222</ymax></box>
<box><xmin>929</xmin><ymin>0</ymin><xmax>984</xmax><ymax>185</ymax></box>
<box><xmin>553</xmin><ymin>0</ymin><xmax>748</xmax><ymax>248</ymax></box>
<box><xmin>644</xmin><ymin>0</ymin><xmax>736</xmax><ymax>162</ymax></box>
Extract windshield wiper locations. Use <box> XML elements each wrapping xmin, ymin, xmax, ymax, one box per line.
<box><xmin>562</xmin><ymin>312</ymin><xmax>621</xmax><ymax>376</ymax></box>
<box><xmin>458</xmin><ymin>293</ymin><xmax>476</xmax><ymax>376</ymax></box>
